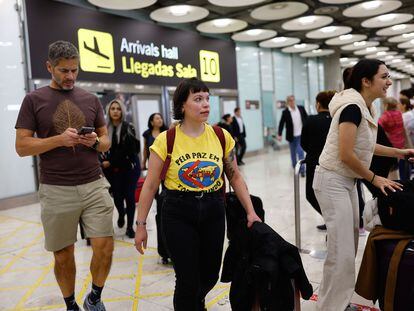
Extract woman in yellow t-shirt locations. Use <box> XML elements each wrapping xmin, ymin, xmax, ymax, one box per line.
<box><xmin>134</xmin><ymin>77</ymin><xmax>261</xmax><ymax>310</ymax></box>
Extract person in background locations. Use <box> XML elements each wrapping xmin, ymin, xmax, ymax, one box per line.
<box><xmin>141</xmin><ymin>113</ymin><xmax>169</xmax><ymax>264</ymax></box>
<box><xmin>134</xmin><ymin>77</ymin><xmax>261</xmax><ymax>310</ymax></box>
<box><xmin>399</xmin><ymin>88</ymin><xmax>413</xmax><ymax>102</ymax></box>
<box><xmin>142</xmin><ymin>113</ymin><xmax>168</xmax><ymax>170</ymax></box>
<box><xmin>301</xmin><ymin>90</ymin><xmax>336</xmax><ymax>231</ymax></box>
<box><xmin>103</xmin><ymin>99</ymin><xmax>141</xmax><ymax>238</ymax></box>
<box><xmin>399</xmin><ymin>97</ymin><xmax>414</xmax><ymax>148</ymax></box>
<box><xmin>313</xmin><ymin>59</ymin><xmax>414</xmax><ymax>311</ymax></box>
<box><xmin>278</xmin><ymin>95</ymin><xmax>308</xmax><ymax>176</ymax></box>
<box><xmin>232</xmin><ymin>107</ymin><xmax>247</xmax><ymax>165</ymax></box>
<box><xmin>379</xmin><ymin>97</ymin><xmax>407</xmax><ymax>180</ymax></box>
<box><xmin>15</xmin><ymin>40</ymin><xmax>113</xmax><ymax>311</ymax></box>
<box><xmin>217</xmin><ymin>113</ymin><xmax>234</xmax><ymax>137</ymax></box>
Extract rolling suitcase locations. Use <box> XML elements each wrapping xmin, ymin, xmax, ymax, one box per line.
<box><xmin>134</xmin><ymin>177</ymin><xmax>145</xmax><ymax>202</ymax></box>
<box><xmin>376</xmin><ymin>239</ymin><xmax>414</xmax><ymax>311</ymax></box>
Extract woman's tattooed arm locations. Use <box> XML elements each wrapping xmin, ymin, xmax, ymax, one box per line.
<box><xmin>224</xmin><ymin>148</ymin><xmax>236</xmax><ymax>182</ymax></box>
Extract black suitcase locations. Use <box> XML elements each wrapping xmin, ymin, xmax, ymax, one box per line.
<box><xmin>377</xmin><ymin>180</ymin><xmax>414</xmax><ymax>234</ymax></box>
<box><xmin>376</xmin><ymin>239</ymin><xmax>414</xmax><ymax>311</ymax></box>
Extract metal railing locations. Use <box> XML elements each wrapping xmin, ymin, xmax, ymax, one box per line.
<box><xmin>293</xmin><ymin>160</ymin><xmax>305</xmax><ymax>251</ymax></box>
<box><xmin>293</xmin><ymin>160</ymin><xmax>327</xmax><ymax>259</ymax></box>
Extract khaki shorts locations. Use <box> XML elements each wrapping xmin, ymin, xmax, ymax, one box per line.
<box><xmin>39</xmin><ymin>177</ymin><xmax>114</xmax><ymax>252</ymax></box>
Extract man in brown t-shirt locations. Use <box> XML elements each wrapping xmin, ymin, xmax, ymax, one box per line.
<box><xmin>15</xmin><ymin>41</ymin><xmax>113</xmax><ymax>311</ymax></box>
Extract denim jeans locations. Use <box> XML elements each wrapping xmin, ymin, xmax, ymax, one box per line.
<box><xmin>161</xmin><ymin>191</ymin><xmax>225</xmax><ymax>311</ymax></box>
<box><xmin>289</xmin><ymin>135</ymin><xmax>305</xmax><ymax>172</ymax></box>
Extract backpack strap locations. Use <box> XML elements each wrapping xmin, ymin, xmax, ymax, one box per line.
<box><xmin>212</xmin><ymin>125</ymin><xmax>227</xmax><ymax>196</ymax></box>
<box><xmin>159</xmin><ymin>127</ymin><xmax>176</xmax><ymax>181</ymax></box>
<box><xmin>213</xmin><ymin>125</ymin><xmax>226</xmax><ymax>154</ymax></box>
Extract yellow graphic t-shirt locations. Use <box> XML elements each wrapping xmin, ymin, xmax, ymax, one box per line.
<box><xmin>150</xmin><ymin>124</ymin><xmax>235</xmax><ymax>192</ymax></box>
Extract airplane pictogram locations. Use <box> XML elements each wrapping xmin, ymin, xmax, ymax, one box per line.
<box><xmin>83</xmin><ymin>36</ymin><xmax>110</xmax><ymax>60</ymax></box>
<box><xmin>78</xmin><ymin>28</ymin><xmax>115</xmax><ymax>73</ymax></box>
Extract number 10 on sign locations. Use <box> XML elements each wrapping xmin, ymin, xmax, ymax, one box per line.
<box><xmin>199</xmin><ymin>50</ymin><xmax>221</xmax><ymax>83</ymax></box>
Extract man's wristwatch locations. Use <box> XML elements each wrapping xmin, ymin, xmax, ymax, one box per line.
<box><xmin>136</xmin><ymin>220</ymin><xmax>147</xmax><ymax>226</ymax></box>
<box><xmin>92</xmin><ymin>137</ymin><xmax>100</xmax><ymax>150</ymax></box>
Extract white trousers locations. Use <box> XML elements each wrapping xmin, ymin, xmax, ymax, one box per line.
<box><xmin>313</xmin><ymin>166</ymin><xmax>360</xmax><ymax>311</ymax></box>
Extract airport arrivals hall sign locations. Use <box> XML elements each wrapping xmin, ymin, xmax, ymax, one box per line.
<box><xmin>25</xmin><ymin>0</ymin><xmax>238</xmax><ymax>89</ymax></box>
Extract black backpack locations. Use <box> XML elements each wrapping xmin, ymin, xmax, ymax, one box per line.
<box><xmin>377</xmin><ymin>180</ymin><xmax>414</xmax><ymax>234</ymax></box>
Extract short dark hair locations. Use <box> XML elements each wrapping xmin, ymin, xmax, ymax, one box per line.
<box><xmin>400</xmin><ymin>97</ymin><xmax>412</xmax><ymax>111</ymax></box>
<box><xmin>172</xmin><ymin>78</ymin><xmax>209</xmax><ymax>120</ymax></box>
<box><xmin>48</xmin><ymin>40</ymin><xmax>79</xmax><ymax>66</ymax></box>
<box><xmin>348</xmin><ymin>59</ymin><xmax>385</xmax><ymax>92</ymax></box>
<box><xmin>222</xmin><ymin>114</ymin><xmax>231</xmax><ymax>122</ymax></box>
<box><xmin>147</xmin><ymin>113</ymin><xmax>168</xmax><ymax>131</ymax></box>
<box><xmin>316</xmin><ymin>90</ymin><xmax>336</xmax><ymax>109</ymax></box>
<box><xmin>400</xmin><ymin>89</ymin><xmax>413</xmax><ymax>99</ymax></box>
<box><xmin>234</xmin><ymin>107</ymin><xmax>240</xmax><ymax>113</ymax></box>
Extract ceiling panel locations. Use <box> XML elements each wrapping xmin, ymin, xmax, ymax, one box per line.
<box><xmin>56</xmin><ymin>0</ymin><xmax>414</xmax><ymax>76</ymax></box>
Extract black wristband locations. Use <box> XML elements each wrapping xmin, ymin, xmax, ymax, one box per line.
<box><xmin>370</xmin><ymin>173</ymin><xmax>376</xmax><ymax>183</ymax></box>
<box><xmin>92</xmin><ymin>137</ymin><xmax>100</xmax><ymax>150</ymax></box>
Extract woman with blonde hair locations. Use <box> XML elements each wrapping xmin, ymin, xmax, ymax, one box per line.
<box><xmin>102</xmin><ymin>99</ymin><xmax>140</xmax><ymax>238</ymax></box>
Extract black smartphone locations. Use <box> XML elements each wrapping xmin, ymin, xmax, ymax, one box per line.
<box><xmin>78</xmin><ymin>126</ymin><xmax>95</xmax><ymax>135</ymax></box>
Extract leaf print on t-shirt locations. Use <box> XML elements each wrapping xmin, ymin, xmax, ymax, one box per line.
<box><xmin>53</xmin><ymin>99</ymin><xmax>86</xmax><ymax>134</ymax></box>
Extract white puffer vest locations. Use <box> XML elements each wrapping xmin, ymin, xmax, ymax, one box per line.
<box><xmin>319</xmin><ymin>88</ymin><xmax>378</xmax><ymax>178</ymax></box>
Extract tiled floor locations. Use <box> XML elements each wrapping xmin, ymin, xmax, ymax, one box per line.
<box><xmin>0</xmin><ymin>149</ymin><xmax>380</xmax><ymax>310</ymax></box>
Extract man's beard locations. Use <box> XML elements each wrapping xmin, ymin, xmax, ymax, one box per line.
<box><xmin>53</xmin><ymin>75</ymin><xmax>74</xmax><ymax>91</ymax></box>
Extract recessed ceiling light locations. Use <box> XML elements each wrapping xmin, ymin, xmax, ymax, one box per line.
<box><xmin>294</xmin><ymin>43</ymin><xmax>307</xmax><ymax>49</ymax></box>
<box><xmin>270</xmin><ymin>3</ymin><xmax>288</xmax><ymax>10</ymax></box>
<box><xmin>362</xmin><ymin>1</ymin><xmax>381</xmax><ymax>10</ymax></box>
<box><xmin>88</xmin><ymin>0</ymin><xmax>156</xmax><ymax>10</ymax></box>
<box><xmin>340</xmin><ymin>34</ymin><xmax>353</xmax><ymax>40</ymax></box>
<box><xmin>272</xmin><ymin>37</ymin><xmax>287</xmax><ymax>42</ymax></box>
<box><xmin>213</xmin><ymin>19</ymin><xmax>232</xmax><ymax>27</ymax></box>
<box><xmin>403</xmin><ymin>33</ymin><xmax>414</xmax><ymax>38</ymax></box>
<box><xmin>169</xmin><ymin>5</ymin><xmax>190</xmax><ymax>16</ymax></box>
<box><xmin>377</xmin><ymin>51</ymin><xmax>387</xmax><ymax>56</ymax></box>
<box><xmin>367</xmin><ymin>47</ymin><xmax>377</xmax><ymax>52</ymax></box>
<box><xmin>392</xmin><ymin>24</ymin><xmax>407</xmax><ymax>31</ymax></box>
<box><xmin>321</xmin><ymin>26</ymin><xmax>337</xmax><ymax>33</ymax></box>
<box><xmin>378</xmin><ymin>14</ymin><xmax>396</xmax><ymax>22</ymax></box>
<box><xmin>299</xmin><ymin>16</ymin><xmax>316</xmax><ymax>25</ymax></box>
<box><xmin>354</xmin><ymin>41</ymin><xmax>367</xmax><ymax>46</ymax></box>
<box><xmin>312</xmin><ymin>49</ymin><xmax>322</xmax><ymax>53</ymax></box>
<box><xmin>340</xmin><ymin>57</ymin><xmax>349</xmax><ymax>62</ymax></box>
<box><xmin>246</xmin><ymin>29</ymin><xmax>263</xmax><ymax>36</ymax></box>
